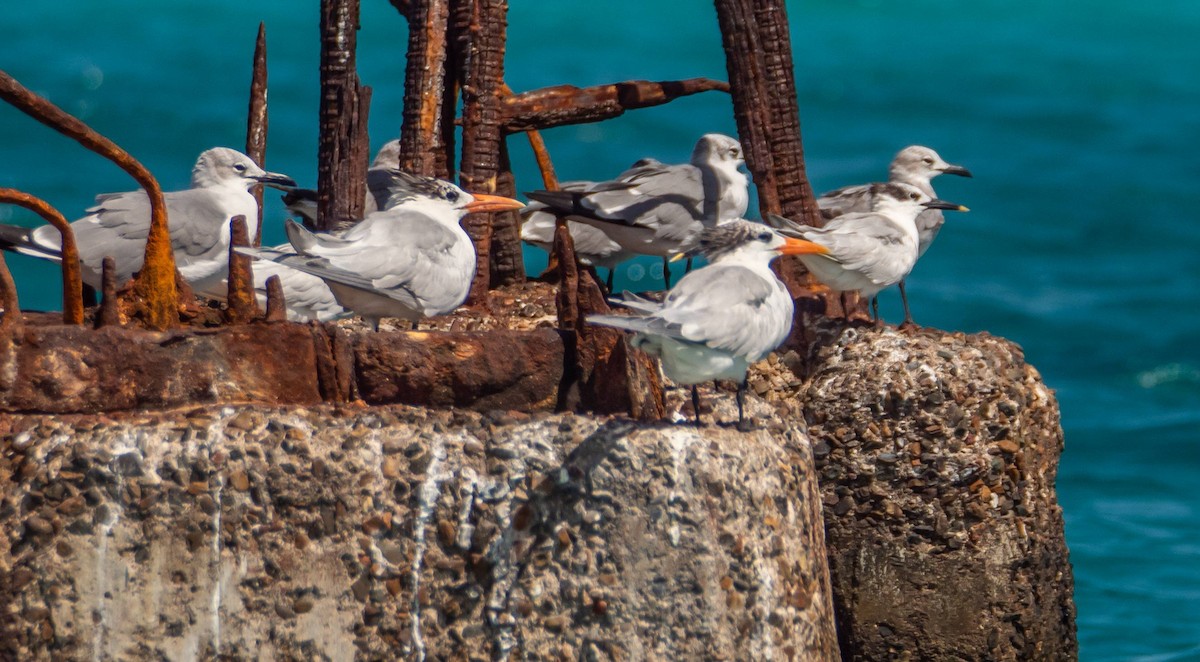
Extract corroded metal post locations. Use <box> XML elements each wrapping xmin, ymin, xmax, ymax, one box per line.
<box><xmin>0</xmin><ymin>69</ymin><xmax>178</xmax><ymax>329</ymax></box>
<box><xmin>264</xmin><ymin>275</ymin><xmax>287</xmax><ymax>322</ymax></box>
<box><xmin>0</xmin><ymin>190</ymin><xmax>84</xmax><ymax>325</ymax></box>
<box><xmin>0</xmin><ymin>251</ymin><xmax>20</xmax><ymax>392</ymax></box>
<box><xmin>95</xmin><ymin>257</ymin><xmax>121</xmax><ymax>328</ymax></box>
<box><xmin>457</xmin><ymin>0</ymin><xmax>510</xmax><ymax>301</ymax></box>
<box><xmin>246</xmin><ymin>22</ymin><xmax>269</xmax><ymax>246</ymax></box>
<box><xmin>397</xmin><ymin>0</ymin><xmax>452</xmax><ymax>177</ymax></box>
<box><xmin>317</xmin><ymin>0</ymin><xmax>370</xmax><ymax>231</ymax></box>
<box><xmin>501</xmin><ymin>78</ymin><xmax>731</xmax><ymax>133</ymax></box>
<box><xmin>223</xmin><ymin>216</ymin><xmax>260</xmax><ymax>324</ymax></box>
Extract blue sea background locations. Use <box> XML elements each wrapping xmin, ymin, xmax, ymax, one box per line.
<box><xmin>3</xmin><ymin>1</ymin><xmax>1198</xmax><ymax>658</ymax></box>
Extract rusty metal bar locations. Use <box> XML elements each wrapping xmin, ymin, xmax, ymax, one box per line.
<box><xmin>246</xmin><ymin>22</ymin><xmax>269</xmax><ymax>247</ymax></box>
<box><xmin>223</xmin><ymin>216</ymin><xmax>259</xmax><ymax>324</ymax></box>
<box><xmin>388</xmin><ymin>0</ymin><xmax>413</xmax><ymax>20</ymax></box>
<box><xmin>95</xmin><ymin>256</ymin><xmax>121</xmax><ymax>328</ymax></box>
<box><xmin>458</xmin><ymin>0</ymin><xmax>510</xmax><ymax>301</ymax></box>
<box><xmin>0</xmin><ymin>69</ymin><xmax>178</xmax><ymax>330</ymax></box>
<box><xmin>526</xmin><ymin>129</ymin><xmax>560</xmax><ymax>190</ymax></box>
<box><xmin>264</xmin><ymin>275</ymin><xmax>287</xmax><ymax>322</ymax></box>
<box><xmin>0</xmin><ymin>189</ymin><xmax>84</xmax><ymax>325</ymax></box>
<box><xmin>0</xmin><ymin>252</ymin><xmax>20</xmax><ymax>337</ymax></box>
<box><xmin>317</xmin><ymin>0</ymin><xmax>369</xmax><ymax>231</ymax></box>
<box><xmin>398</xmin><ymin>0</ymin><xmax>452</xmax><ymax>176</ymax></box>
<box><xmin>501</xmin><ymin>78</ymin><xmax>730</xmax><ymax>134</ymax></box>
<box><xmin>489</xmin><ymin>140</ymin><xmax>525</xmax><ymax>286</ymax></box>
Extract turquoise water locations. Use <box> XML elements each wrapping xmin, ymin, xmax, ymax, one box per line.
<box><xmin>3</xmin><ymin>2</ymin><xmax>1199</xmax><ymax>658</ymax></box>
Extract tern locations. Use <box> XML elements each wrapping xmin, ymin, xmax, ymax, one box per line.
<box><xmin>817</xmin><ymin>145</ymin><xmax>972</xmax><ymax>324</ymax></box>
<box><xmin>588</xmin><ymin>220</ymin><xmax>827</xmax><ymax>428</ymax></box>
<box><xmin>281</xmin><ymin>139</ymin><xmax>410</xmax><ymax>229</ymax></box>
<box><xmin>525</xmin><ymin>133</ymin><xmax>749</xmax><ymax>288</ymax></box>
<box><xmin>0</xmin><ymin>147</ymin><xmax>296</xmax><ymax>296</ymax></box>
<box><xmin>520</xmin><ymin>180</ymin><xmax>635</xmax><ymax>291</ymax></box>
<box><xmin>769</xmin><ymin>183</ymin><xmax>967</xmax><ymax>323</ymax></box>
<box><xmin>238</xmin><ymin>172</ymin><xmax>523</xmax><ymax>330</ymax></box>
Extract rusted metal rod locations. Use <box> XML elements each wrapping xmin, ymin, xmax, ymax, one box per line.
<box><xmin>264</xmin><ymin>275</ymin><xmax>287</xmax><ymax>322</ymax></box>
<box><xmin>526</xmin><ymin>129</ymin><xmax>559</xmax><ymax>191</ymax></box>
<box><xmin>0</xmin><ymin>189</ymin><xmax>84</xmax><ymax>325</ymax></box>
<box><xmin>398</xmin><ymin>0</ymin><xmax>452</xmax><ymax>176</ymax></box>
<box><xmin>0</xmin><ymin>69</ymin><xmax>178</xmax><ymax>330</ymax></box>
<box><xmin>317</xmin><ymin>0</ymin><xmax>370</xmax><ymax>231</ymax></box>
<box><xmin>94</xmin><ymin>256</ymin><xmax>121</xmax><ymax>329</ymax></box>
<box><xmin>502</xmin><ymin>78</ymin><xmax>731</xmax><ymax>134</ymax></box>
<box><xmin>0</xmin><ymin>252</ymin><xmax>20</xmax><ymax>336</ymax></box>
<box><xmin>223</xmin><ymin>216</ymin><xmax>259</xmax><ymax>324</ymax></box>
<box><xmin>246</xmin><ymin>22</ymin><xmax>269</xmax><ymax>247</ymax></box>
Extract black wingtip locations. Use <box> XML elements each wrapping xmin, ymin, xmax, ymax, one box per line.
<box><xmin>524</xmin><ymin>189</ymin><xmax>589</xmax><ymax>216</ymax></box>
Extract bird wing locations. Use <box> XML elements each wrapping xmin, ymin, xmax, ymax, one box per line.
<box><xmin>796</xmin><ymin>213</ymin><xmax>912</xmax><ymax>282</ymax></box>
<box><xmin>816</xmin><ymin>183</ymin><xmax>874</xmax><ymax>219</ymax></box>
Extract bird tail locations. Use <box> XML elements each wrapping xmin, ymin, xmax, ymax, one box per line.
<box><xmin>281</xmin><ymin>188</ymin><xmax>319</xmax><ymax>225</ymax></box>
<box><xmin>608</xmin><ymin>291</ymin><xmax>661</xmax><ymax>314</ymax></box>
<box><xmin>524</xmin><ymin>189</ymin><xmax>589</xmax><ymax>216</ymax></box>
<box><xmin>283</xmin><ymin>218</ymin><xmax>320</xmax><ymax>253</ymax></box>
<box><xmin>586</xmin><ymin>313</ymin><xmax>657</xmax><ymax>334</ymax></box>
<box><xmin>0</xmin><ymin>223</ymin><xmax>60</xmax><ymax>260</ymax></box>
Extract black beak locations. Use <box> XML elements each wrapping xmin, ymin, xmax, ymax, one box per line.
<box><xmin>254</xmin><ymin>171</ymin><xmax>298</xmax><ymax>190</ymax></box>
<box><xmin>941</xmin><ymin>164</ymin><xmax>973</xmax><ymax>178</ymax></box>
<box><xmin>924</xmin><ymin>198</ymin><xmax>969</xmax><ymax>212</ymax></box>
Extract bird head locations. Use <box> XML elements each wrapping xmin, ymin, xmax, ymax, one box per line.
<box><xmin>691</xmin><ymin>134</ymin><xmax>745</xmax><ymax>170</ymax></box>
<box><xmin>890</xmin><ymin>145</ymin><xmax>973</xmax><ymax>186</ymax></box>
<box><xmin>192</xmin><ymin>147</ymin><xmax>296</xmax><ymax>191</ymax></box>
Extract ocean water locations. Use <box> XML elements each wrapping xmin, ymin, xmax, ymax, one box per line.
<box><xmin>3</xmin><ymin>1</ymin><xmax>1199</xmax><ymax>659</ymax></box>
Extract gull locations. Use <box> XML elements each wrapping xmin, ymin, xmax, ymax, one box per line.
<box><xmin>588</xmin><ymin>220</ymin><xmax>827</xmax><ymax>428</ymax></box>
<box><xmin>817</xmin><ymin>145</ymin><xmax>972</xmax><ymax>324</ymax></box>
<box><xmin>238</xmin><ymin>172</ymin><xmax>523</xmax><ymax>330</ymax></box>
<box><xmin>769</xmin><ymin>183</ymin><xmax>967</xmax><ymax>323</ymax></box>
<box><xmin>519</xmin><ymin>180</ymin><xmax>634</xmax><ymax>291</ymax></box>
<box><xmin>524</xmin><ymin>133</ymin><xmax>748</xmax><ymax>288</ymax></box>
<box><xmin>281</xmin><ymin>139</ymin><xmax>410</xmax><ymax>229</ymax></box>
<box><xmin>0</xmin><ymin>147</ymin><xmax>296</xmax><ymax>296</ymax></box>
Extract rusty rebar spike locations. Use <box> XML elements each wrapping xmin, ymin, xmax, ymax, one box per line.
<box><xmin>95</xmin><ymin>256</ymin><xmax>121</xmax><ymax>329</ymax></box>
<box><xmin>224</xmin><ymin>216</ymin><xmax>260</xmax><ymax>324</ymax></box>
<box><xmin>264</xmin><ymin>275</ymin><xmax>287</xmax><ymax>322</ymax></box>
<box><xmin>0</xmin><ymin>189</ymin><xmax>84</xmax><ymax>325</ymax></box>
<box><xmin>502</xmin><ymin>78</ymin><xmax>731</xmax><ymax>134</ymax></box>
<box><xmin>0</xmin><ymin>69</ymin><xmax>178</xmax><ymax>330</ymax></box>
<box><xmin>246</xmin><ymin>22</ymin><xmax>269</xmax><ymax>247</ymax></box>
<box><xmin>0</xmin><ymin>251</ymin><xmax>21</xmax><ymax>334</ymax></box>
<box><xmin>397</xmin><ymin>0</ymin><xmax>452</xmax><ymax>176</ymax></box>
<box><xmin>525</xmin><ymin>129</ymin><xmax>560</xmax><ymax>191</ymax></box>
<box><xmin>317</xmin><ymin>0</ymin><xmax>369</xmax><ymax>231</ymax></box>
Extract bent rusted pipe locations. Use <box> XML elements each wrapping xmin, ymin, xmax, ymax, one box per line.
<box><xmin>0</xmin><ymin>251</ymin><xmax>21</xmax><ymax>337</ymax></box>
<box><xmin>0</xmin><ymin>69</ymin><xmax>178</xmax><ymax>330</ymax></box>
<box><xmin>0</xmin><ymin>188</ymin><xmax>85</xmax><ymax>325</ymax></box>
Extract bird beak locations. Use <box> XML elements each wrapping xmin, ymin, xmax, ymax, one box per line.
<box><xmin>924</xmin><ymin>199</ymin><xmax>970</xmax><ymax>212</ymax></box>
<box><xmin>941</xmin><ymin>164</ymin><xmax>973</xmax><ymax>178</ymax></box>
<box><xmin>778</xmin><ymin>237</ymin><xmax>831</xmax><ymax>256</ymax></box>
<box><xmin>466</xmin><ymin>193</ymin><xmax>525</xmax><ymax>213</ymax></box>
<box><xmin>669</xmin><ymin>252</ymin><xmax>689</xmax><ymax>262</ymax></box>
<box><xmin>253</xmin><ymin>171</ymin><xmax>299</xmax><ymax>190</ymax></box>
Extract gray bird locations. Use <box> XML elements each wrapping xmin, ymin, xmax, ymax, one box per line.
<box><xmin>0</xmin><ymin>147</ymin><xmax>295</xmax><ymax>296</ymax></box>
<box><xmin>588</xmin><ymin>220</ymin><xmax>826</xmax><ymax>428</ymax></box>
<box><xmin>525</xmin><ymin>134</ymin><xmax>749</xmax><ymax>289</ymax></box>
<box><xmin>240</xmin><ymin>173</ymin><xmax>523</xmax><ymax>330</ymax></box>
<box><xmin>281</xmin><ymin>139</ymin><xmax>412</xmax><ymax>229</ymax></box>
<box><xmin>817</xmin><ymin>145</ymin><xmax>972</xmax><ymax>324</ymax></box>
<box><xmin>770</xmin><ymin>183</ymin><xmax>967</xmax><ymax>324</ymax></box>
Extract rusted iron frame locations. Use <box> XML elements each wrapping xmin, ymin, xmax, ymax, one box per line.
<box><xmin>457</xmin><ymin>0</ymin><xmax>510</xmax><ymax>301</ymax></box>
<box><xmin>388</xmin><ymin>0</ymin><xmax>413</xmax><ymax>20</ymax></box>
<box><xmin>0</xmin><ymin>69</ymin><xmax>178</xmax><ymax>330</ymax></box>
<box><xmin>317</xmin><ymin>0</ymin><xmax>370</xmax><ymax>231</ymax></box>
<box><xmin>95</xmin><ymin>257</ymin><xmax>121</xmax><ymax>328</ymax></box>
<box><xmin>0</xmin><ymin>189</ymin><xmax>84</xmax><ymax>325</ymax></box>
<box><xmin>525</xmin><ymin>129</ymin><xmax>559</xmax><ymax>191</ymax></box>
<box><xmin>501</xmin><ymin>78</ymin><xmax>731</xmax><ymax>134</ymax></box>
<box><xmin>397</xmin><ymin>0</ymin><xmax>452</xmax><ymax>177</ymax></box>
<box><xmin>0</xmin><ymin>252</ymin><xmax>20</xmax><ymax>336</ymax></box>
<box><xmin>246</xmin><ymin>22</ymin><xmax>269</xmax><ymax>247</ymax></box>
<box><xmin>264</xmin><ymin>275</ymin><xmax>287</xmax><ymax>322</ymax></box>
<box><xmin>223</xmin><ymin>216</ymin><xmax>260</xmax><ymax>324</ymax></box>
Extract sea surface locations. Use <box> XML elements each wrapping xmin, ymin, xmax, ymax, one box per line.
<box><xmin>3</xmin><ymin>1</ymin><xmax>1198</xmax><ymax>659</ymax></box>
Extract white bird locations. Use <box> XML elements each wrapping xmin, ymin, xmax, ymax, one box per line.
<box><xmin>769</xmin><ymin>183</ymin><xmax>967</xmax><ymax>323</ymax></box>
<box><xmin>281</xmin><ymin>139</ymin><xmax>411</xmax><ymax>228</ymax></box>
<box><xmin>238</xmin><ymin>172</ymin><xmax>523</xmax><ymax>330</ymax></box>
<box><xmin>0</xmin><ymin>147</ymin><xmax>295</xmax><ymax>296</ymax></box>
<box><xmin>588</xmin><ymin>220</ymin><xmax>827</xmax><ymax>428</ymax></box>
<box><xmin>519</xmin><ymin>180</ymin><xmax>635</xmax><ymax>290</ymax></box>
<box><xmin>524</xmin><ymin>133</ymin><xmax>749</xmax><ymax>288</ymax></box>
<box><xmin>817</xmin><ymin>145</ymin><xmax>972</xmax><ymax>324</ymax></box>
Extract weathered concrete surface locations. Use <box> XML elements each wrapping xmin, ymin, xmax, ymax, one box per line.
<box><xmin>0</xmin><ymin>406</ymin><xmax>838</xmax><ymax>660</ymax></box>
<box><xmin>792</xmin><ymin>321</ymin><xmax>1076</xmax><ymax>660</ymax></box>
<box><xmin>0</xmin><ymin>323</ymin><xmax>564</xmax><ymax>415</ymax></box>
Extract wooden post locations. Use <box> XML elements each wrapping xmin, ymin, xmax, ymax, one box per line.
<box><xmin>317</xmin><ymin>0</ymin><xmax>370</xmax><ymax>231</ymax></box>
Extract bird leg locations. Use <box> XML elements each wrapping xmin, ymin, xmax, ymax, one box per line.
<box><xmin>736</xmin><ymin>379</ymin><xmax>752</xmax><ymax>432</ymax></box>
<box><xmin>685</xmin><ymin>256</ymin><xmax>694</xmax><ymax>273</ymax></box>
<box><xmin>691</xmin><ymin>385</ymin><xmax>702</xmax><ymax>427</ymax></box>
<box><xmin>871</xmin><ymin>297</ymin><xmax>883</xmax><ymax>327</ymax></box>
<box><xmin>606</xmin><ymin>268</ymin><xmax>615</xmax><ymax>294</ymax></box>
<box><xmin>662</xmin><ymin>257</ymin><xmax>673</xmax><ymax>289</ymax></box>
<box><xmin>898</xmin><ymin>280</ymin><xmax>919</xmax><ymax>330</ymax></box>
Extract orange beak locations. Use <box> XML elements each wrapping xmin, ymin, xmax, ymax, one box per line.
<box><xmin>778</xmin><ymin>236</ymin><xmax>830</xmax><ymax>256</ymax></box>
<box><xmin>465</xmin><ymin>193</ymin><xmax>525</xmax><ymax>213</ymax></box>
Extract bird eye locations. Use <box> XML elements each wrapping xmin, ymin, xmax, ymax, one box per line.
<box><xmin>757</xmin><ymin>232</ymin><xmax>772</xmax><ymax>242</ymax></box>
<box><xmin>446</xmin><ymin>190</ymin><xmax>460</xmax><ymax>203</ymax></box>
<box><xmin>922</xmin><ymin>157</ymin><xmax>934</xmax><ymax>165</ymax></box>
<box><xmin>233</xmin><ymin>163</ymin><xmax>247</xmax><ymax>173</ymax></box>
<box><xmin>910</xmin><ymin>192</ymin><xmax>920</xmax><ymax>200</ymax></box>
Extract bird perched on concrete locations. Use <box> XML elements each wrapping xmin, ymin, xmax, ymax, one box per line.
<box><xmin>769</xmin><ymin>183</ymin><xmax>967</xmax><ymax>323</ymax></box>
<box><xmin>817</xmin><ymin>145</ymin><xmax>972</xmax><ymax>324</ymax></box>
<box><xmin>0</xmin><ymin>147</ymin><xmax>296</xmax><ymax>296</ymax></box>
<box><xmin>239</xmin><ymin>172</ymin><xmax>523</xmax><ymax>330</ymax></box>
<box><xmin>524</xmin><ymin>133</ymin><xmax>749</xmax><ymax>288</ymax></box>
<box><xmin>281</xmin><ymin>139</ymin><xmax>410</xmax><ymax>229</ymax></box>
<box><xmin>588</xmin><ymin>220</ymin><xmax>827</xmax><ymax>428</ymax></box>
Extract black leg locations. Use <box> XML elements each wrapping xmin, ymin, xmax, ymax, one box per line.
<box><xmin>736</xmin><ymin>379</ymin><xmax>750</xmax><ymax>431</ymax></box>
<box><xmin>898</xmin><ymin>280</ymin><xmax>917</xmax><ymax>328</ymax></box>
<box><xmin>606</xmin><ymin>268</ymin><xmax>615</xmax><ymax>293</ymax></box>
<box><xmin>412</xmin><ymin>320</ymin><xmax>419</xmax><ymax>331</ymax></box>
<box><xmin>662</xmin><ymin>257</ymin><xmax>672</xmax><ymax>290</ymax></box>
<box><xmin>871</xmin><ymin>296</ymin><xmax>881</xmax><ymax>326</ymax></box>
<box><xmin>691</xmin><ymin>385</ymin><xmax>702</xmax><ymax>427</ymax></box>
<box><xmin>685</xmin><ymin>257</ymin><xmax>694</xmax><ymax>273</ymax></box>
